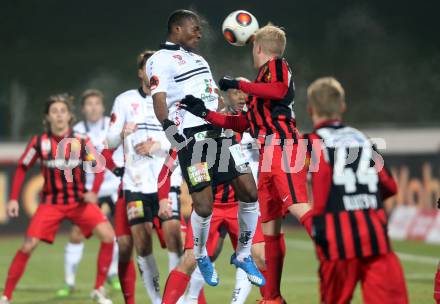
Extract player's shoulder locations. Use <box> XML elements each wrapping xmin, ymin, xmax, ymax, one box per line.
<box><xmin>115</xmin><ymin>89</ymin><xmax>140</xmax><ymax>102</ymax></box>
<box><xmin>73</xmin><ymin>120</ymin><xmax>85</xmax><ymax>133</ymax></box>
<box><xmin>147</xmin><ymin>49</ymin><xmax>175</xmax><ymax>64</ymax></box>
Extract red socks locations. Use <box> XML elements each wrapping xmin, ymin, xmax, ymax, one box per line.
<box><xmin>162</xmin><ymin>270</ymin><xmax>190</xmax><ymax>304</ymax></box>
<box><xmin>263</xmin><ymin>233</ymin><xmax>286</xmax><ymax>300</ymax></box>
<box><xmin>95</xmin><ymin>242</ymin><xmax>114</xmax><ymax>289</ymax></box>
<box><xmin>434</xmin><ymin>269</ymin><xmax>440</xmax><ymax>303</ymax></box>
<box><xmin>300</xmin><ymin>210</ymin><xmax>313</xmax><ymax>237</ymax></box>
<box><xmin>118</xmin><ymin>260</ymin><xmax>136</xmax><ymax>304</ymax></box>
<box><xmin>3</xmin><ymin>250</ymin><xmax>30</xmax><ymax>299</ymax></box>
<box><xmin>198</xmin><ymin>287</ymin><xmax>207</xmax><ymax>304</ymax></box>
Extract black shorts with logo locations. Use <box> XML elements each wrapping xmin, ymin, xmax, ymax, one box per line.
<box><xmin>178</xmin><ymin>124</ymin><xmax>248</xmax><ymax>193</ymax></box>
<box><xmin>124</xmin><ymin>190</ymin><xmax>159</xmax><ymax>226</ymax></box>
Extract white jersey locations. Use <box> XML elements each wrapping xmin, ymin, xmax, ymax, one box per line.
<box><xmin>107</xmin><ymin>88</ymin><xmax>171</xmax><ymax>194</ymax></box>
<box><xmin>146</xmin><ymin>42</ymin><xmax>220</xmax><ymax>134</ymax></box>
<box><xmin>73</xmin><ymin>117</ymin><xmax>121</xmax><ymax>199</ymax></box>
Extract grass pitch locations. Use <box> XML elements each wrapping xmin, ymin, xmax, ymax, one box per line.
<box><xmin>0</xmin><ymin>229</ymin><xmax>437</xmax><ymax>303</ymax></box>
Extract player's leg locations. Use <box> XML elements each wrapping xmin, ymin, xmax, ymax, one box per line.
<box><xmin>360</xmin><ymin>252</ymin><xmax>408</xmax><ymax>304</ymax></box>
<box><xmin>99</xmin><ymin>196</ymin><xmax>120</xmax><ymax>290</ymax></box>
<box><xmin>70</xmin><ymin>203</ymin><xmax>114</xmax><ymax>304</ymax></box>
<box><xmin>435</xmin><ymin>261</ymin><xmax>440</xmax><ymax>303</ymax></box>
<box><xmin>162</xmin><ymin>218</ymin><xmax>183</xmax><ymax>270</ymax></box>
<box><xmin>57</xmin><ymin>225</ymin><xmax>85</xmax><ymax>296</ymax></box>
<box><xmin>2</xmin><ymin>204</ymin><xmax>62</xmax><ymax>301</ymax></box>
<box><xmin>178</xmin><ymin>136</ymin><xmax>219</xmax><ymax>286</ymax></box>
<box><xmin>318</xmin><ymin>258</ymin><xmax>359</xmax><ymax>304</ymax></box>
<box><xmin>2</xmin><ymin>237</ymin><xmax>40</xmax><ymax>302</ymax></box>
<box><xmin>114</xmin><ymin>193</ymin><xmax>136</xmax><ymax>304</ymax></box>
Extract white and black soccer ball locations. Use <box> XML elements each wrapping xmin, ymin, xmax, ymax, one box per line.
<box><xmin>222</xmin><ymin>10</ymin><xmax>259</xmax><ymax>47</ymax></box>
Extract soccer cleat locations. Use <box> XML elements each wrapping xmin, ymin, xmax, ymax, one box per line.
<box><xmin>196</xmin><ymin>256</ymin><xmax>219</xmax><ymax>286</ymax></box>
<box><xmin>107</xmin><ymin>275</ymin><xmax>121</xmax><ymax>291</ymax></box>
<box><xmin>0</xmin><ymin>296</ymin><xmax>10</xmax><ymax>304</ymax></box>
<box><xmin>90</xmin><ymin>286</ymin><xmax>113</xmax><ymax>304</ymax></box>
<box><xmin>230</xmin><ymin>253</ymin><xmax>266</xmax><ymax>287</ymax></box>
<box><xmin>56</xmin><ymin>284</ymin><xmax>74</xmax><ymax>297</ymax></box>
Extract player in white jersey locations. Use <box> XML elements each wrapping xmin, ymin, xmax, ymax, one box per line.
<box><xmin>107</xmin><ymin>50</ymin><xmax>182</xmax><ymax>304</ymax></box>
<box><xmin>147</xmin><ymin>10</ymin><xmax>264</xmax><ymax>301</ymax></box>
<box><xmin>56</xmin><ymin>89</ymin><xmax>121</xmax><ymax>297</ymax></box>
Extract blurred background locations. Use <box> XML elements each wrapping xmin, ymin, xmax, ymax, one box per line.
<box><xmin>0</xmin><ymin>1</ymin><xmax>440</xmax><ymax>303</ymax></box>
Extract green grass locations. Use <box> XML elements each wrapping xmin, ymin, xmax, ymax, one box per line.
<box><xmin>0</xmin><ymin>230</ymin><xmax>437</xmax><ymax>303</ymax></box>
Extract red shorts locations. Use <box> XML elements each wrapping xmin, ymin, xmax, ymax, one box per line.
<box><xmin>185</xmin><ymin>203</ymin><xmax>265</xmax><ymax>256</ymax></box>
<box><xmin>319</xmin><ymin>252</ymin><xmax>408</xmax><ymax>304</ymax></box>
<box><xmin>153</xmin><ymin>217</ymin><xmax>167</xmax><ymax>249</ymax></box>
<box><xmin>258</xmin><ymin>144</ymin><xmax>308</xmax><ymax>222</ymax></box>
<box><xmin>114</xmin><ymin>194</ymin><xmax>131</xmax><ymax>237</ymax></box>
<box><xmin>27</xmin><ymin>203</ymin><xmax>108</xmax><ymax>243</ymax></box>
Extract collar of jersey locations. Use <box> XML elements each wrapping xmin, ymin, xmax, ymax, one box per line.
<box><xmin>138</xmin><ymin>87</ymin><xmax>147</xmax><ymax>98</ymax></box>
<box><xmin>160</xmin><ymin>42</ymin><xmax>181</xmax><ymax>51</ymax></box>
<box><xmin>314</xmin><ymin>119</ymin><xmax>344</xmax><ymax>131</ymax></box>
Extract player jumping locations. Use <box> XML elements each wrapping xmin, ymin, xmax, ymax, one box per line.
<box><xmin>147</xmin><ymin>9</ymin><xmax>264</xmax><ymax>290</ymax></box>
<box><xmin>181</xmin><ymin>24</ymin><xmax>313</xmax><ymax>303</ymax></box>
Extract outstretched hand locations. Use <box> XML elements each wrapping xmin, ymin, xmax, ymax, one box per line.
<box><xmin>180</xmin><ymin>95</ymin><xmax>209</xmax><ymax>118</ymax></box>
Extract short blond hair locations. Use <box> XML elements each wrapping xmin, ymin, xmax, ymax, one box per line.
<box><xmin>307</xmin><ymin>77</ymin><xmax>345</xmax><ymax>118</ymax></box>
<box><xmin>254</xmin><ymin>24</ymin><xmax>286</xmax><ymax>56</ymax></box>
<box><xmin>81</xmin><ymin>89</ymin><xmax>104</xmax><ymax>107</ymax></box>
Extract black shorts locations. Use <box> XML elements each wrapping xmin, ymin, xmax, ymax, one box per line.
<box><xmin>124</xmin><ymin>190</ymin><xmax>159</xmax><ymax>226</ymax></box>
<box><xmin>98</xmin><ymin>195</ymin><xmax>116</xmax><ymax>216</ymax></box>
<box><xmin>178</xmin><ymin>124</ymin><xmax>248</xmax><ymax>193</ymax></box>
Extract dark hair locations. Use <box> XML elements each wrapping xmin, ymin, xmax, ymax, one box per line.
<box><xmin>43</xmin><ymin>93</ymin><xmax>76</xmax><ymax>129</ymax></box>
<box><xmin>137</xmin><ymin>49</ymin><xmax>155</xmax><ymax>70</ymax></box>
<box><xmin>167</xmin><ymin>9</ymin><xmax>200</xmax><ymax>35</ymax></box>
<box><xmin>80</xmin><ymin>89</ymin><xmax>104</xmax><ymax>107</ymax></box>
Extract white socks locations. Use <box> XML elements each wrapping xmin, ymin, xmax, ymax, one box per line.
<box><xmin>190</xmin><ymin>211</ymin><xmax>212</xmax><ymax>259</ymax></box>
<box><xmin>168</xmin><ymin>252</ymin><xmax>180</xmax><ymax>273</ymax></box>
<box><xmin>231</xmin><ymin>268</ymin><xmax>252</xmax><ymax>303</ymax></box>
<box><xmin>236</xmin><ymin>202</ymin><xmax>258</xmax><ymax>260</ymax></box>
<box><xmin>185</xmin><ymin>266</ymin><xmax>205</xmax><ymax>301</ymax></box>
<box><xmin>108</xmin><ymin>239</ymin><xmax>119</xmax><ymax>278</ymax></box>
<box><xmin>136</xmin><ymin>255</ymin><xmax>161</xmax><ymax>304</ymax></box>
<box><xmin>64</xmin><ymin>242</ymin><xmax>84</xmax><ymax>286</ymax></box>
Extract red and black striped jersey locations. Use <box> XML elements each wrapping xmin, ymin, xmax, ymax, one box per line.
<box><xmin>205</xmin><ymin>57</ymin><xmax>298</xmax><ymax>145</ymax></box>
<box><xmin>241</xmin><ymin>57</ymin><xmax>297</xmax><ymax>143</ymax></box>
<box><xmin>305</xmin><ymin>120</ymin><xmax>397</xmax><ymax>261</ymax></box>
<box><xmin>10</xmin><ymin>130</ymin><xmax>104</xmax><ymax>205</ymax></box>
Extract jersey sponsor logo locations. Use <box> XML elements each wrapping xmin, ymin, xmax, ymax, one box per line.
<box><xmin>131</xmin><ymin>103</ymin><xmax>140</xmax><ymax>115</ymax></box>
<box><xmin>172</xmin><ymin>54</ymin><xmax>186</xmax><ymax>65</ymax></box>
<box><xmin>187</xmin><ymin>162</ymin><xmax>211</xmax><ymax>186</ymax></box>
<box><xmin>150</xmin><ymin>76</ymin><xmax>159</xmax><ymax>90</ymax></box>
<box><xmin>127</xmin><ymin>200</ymin><xmax>144</xmax><ymax>220</ymax></box>
<box><xmin>42</xmin><ymin>159</ymin><xmax>82</xmax><ymax>169</ymax></box>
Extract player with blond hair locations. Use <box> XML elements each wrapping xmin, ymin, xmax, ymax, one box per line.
<box><xmin>182</xmin><ymin>24</ymin><xmax>313</xmax><ymax>303</ymax></box>
<box><xmin>304</xmin><ymin>76</ymin><xmax>408</xmax><ymax>303</ymax></box>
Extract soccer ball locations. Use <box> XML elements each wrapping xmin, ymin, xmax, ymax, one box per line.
<box><xmin>222</xmin><ymin>10</ymin><xmax>259</xmax><ymax>47</ymax></box>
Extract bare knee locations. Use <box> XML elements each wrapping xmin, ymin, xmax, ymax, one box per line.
<box><xmin>94</xmin><ymin>222</ymin><xmax>115</xmax><ymax>243</ymax></box>
<box><xmin>131</xmin><ymin>223</ymin><xmax>153</xmax><ymax>256</ymax></box>
<box><xmin>193</xmin><ymin>201</ymin><xmax>213</xmax><ymax>218</ymax></box>
<box><xmin>117</xmin><ymin>236</ymin><xmax>133</xmax><ymax>262</ymax></box>
<box><xmin>69</xmin><ymin>225</ymin><xmax>84</xmax><ymax>243</ymax></box>
<box><xmin>20</xmin><ymin>237</ymin><xmax>39</xmax><ymax>254</ymax></box>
